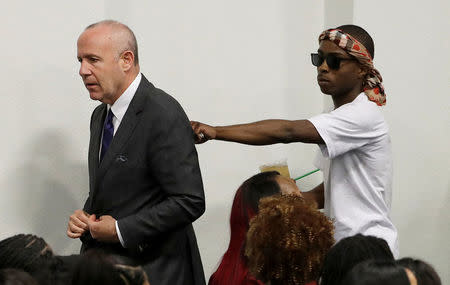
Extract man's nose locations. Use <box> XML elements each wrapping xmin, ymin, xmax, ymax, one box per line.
<box><xmin>318</xmin><ymin>59</ymin><xmax>329</xmax><ymax>73</ymax></box>
<box><xmin>79</xmin><ymin>61</ymin><xmax>91</xmax><ymax>77</ymax></box>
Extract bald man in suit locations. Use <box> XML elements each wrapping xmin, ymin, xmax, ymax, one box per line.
<box><xmin>67</xmin><ymin>20</ymin><xmax>206</xmax><ymax>285</ymax></box>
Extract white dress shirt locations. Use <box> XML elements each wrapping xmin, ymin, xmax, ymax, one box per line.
<box><xmin>100</xmin><ymin>73</ymin><xmax>142</xmax><ymax>247</ymax></box>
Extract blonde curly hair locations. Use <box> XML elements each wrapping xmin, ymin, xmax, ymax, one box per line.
<box><xmin>245</xmin><ymin>194</ymin><xmax>334</xmax><ymax>285</ymax></box>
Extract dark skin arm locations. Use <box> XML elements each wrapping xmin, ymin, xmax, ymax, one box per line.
<box><xmin>302</xmin><ymin>182</ymin><xmax>324</xmax><ymax>209</ymax></box>
<box><xmin>191</xmin><ymin>119</ymin><xmax>325</xmax><ymax>145</ymax></box>
<box><xmin>191</xmin><ymin>120</ymin><xmax>325</xmax><ymax>208</ymax></box>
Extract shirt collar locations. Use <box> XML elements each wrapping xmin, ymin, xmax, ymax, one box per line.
<box><xmin>355</xmin><ymin>92</ymin><xmax>368</xmax><ymax>103</ymax></box>
<box><xmin>108</xmin><ymin>73</ymin><xmax>142</xmax><ymax>123</ymax></box>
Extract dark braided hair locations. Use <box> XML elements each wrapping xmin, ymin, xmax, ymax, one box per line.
<box><xmin>0</xmin><ymin>234</ymin><xmax>64</xmax><ymax>284</ymax></box>
<box><xmin>337</xmin><ymin>24</ymin><xmax>375</xmax><ymax>59</ymax></box>
<box><xmin>0</xmin><ymin>234</ymin><xmax>54</xmax><ymax>272</ymax></box>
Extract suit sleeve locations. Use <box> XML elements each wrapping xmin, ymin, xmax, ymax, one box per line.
<box><xmin>117</xmin><ymin>97</ymin><xmax>205</xmax><ymax>249</ymax></box>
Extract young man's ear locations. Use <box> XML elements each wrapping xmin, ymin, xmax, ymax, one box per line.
<box><xmin>357</xmin><ymin>66</ymin><xmax>368</xmax><ymax>80</ymax></box>
<box><xmin>120</xmin><ymin>50</ymin><xmax>135</xmax><ymax>71</ymax></box>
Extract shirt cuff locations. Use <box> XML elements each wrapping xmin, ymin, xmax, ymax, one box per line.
<box><xmin>115</xmin><ymin>220</ymin><xmax>126</xmax><ymax>247</ymax></box>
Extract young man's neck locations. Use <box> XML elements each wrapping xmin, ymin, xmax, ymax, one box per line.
<box><xmin>332</xmin><ymin>86</ymin><xmax>362</xmax><ymax>109</ymax></box>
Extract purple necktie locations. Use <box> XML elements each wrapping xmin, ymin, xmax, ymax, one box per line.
<box><xmin>100</xmin><ymin>109</ymin><xmax>114</xmax><ymax>161</ymax></box>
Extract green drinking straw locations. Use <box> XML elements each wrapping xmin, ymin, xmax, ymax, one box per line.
<box><xmin>294</xmin><ymin>169</ymin><xmax>320</xmax><ymax>181</ymax></box>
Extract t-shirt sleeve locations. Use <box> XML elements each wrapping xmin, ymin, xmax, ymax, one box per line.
<box><xmin>308</xmin><ymin>103</ymin><xmax>387</xmax><ymax>158</ymax></box>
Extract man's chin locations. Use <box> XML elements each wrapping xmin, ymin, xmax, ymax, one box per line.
<box><xmin>89</xmin><ymin>92</ymin><xmax>104</xmax><ymax>102</ymax></box>
<box><xmin>319</xmin><ymin>86</ymin><xmax>334</xmax><ymax>95</ymax></box>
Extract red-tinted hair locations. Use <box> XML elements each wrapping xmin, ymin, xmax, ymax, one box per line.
<box><xmin>209</xmin><ymin>172</ymin><xmax>281</xmax><ymax>285</ymax></box>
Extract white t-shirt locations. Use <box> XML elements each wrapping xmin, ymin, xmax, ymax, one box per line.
<box><xmin>308</xmin><ymin>93</ymin><xmax>399</xmax><ymax>257</ymax></box>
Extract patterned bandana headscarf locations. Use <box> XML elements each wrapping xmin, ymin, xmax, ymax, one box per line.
<box><xmin>319</xmin><ymin>28</ymin><xmax>386</xmax><ymax>106</ymax></box>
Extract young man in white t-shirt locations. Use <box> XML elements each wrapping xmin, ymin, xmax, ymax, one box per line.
<box><xmin>191</xmin><ymin>25</ymin><xmax>399</xmax><ymax>256</ymax></box>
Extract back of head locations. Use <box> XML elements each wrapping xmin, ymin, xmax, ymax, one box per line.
<box><xmin>70</xmin><ymin>250</ymin><xmax>124</xmax><ymax>285</ymax></box>
<box><xmin>245</xmin><ymin>194</ymin><xmax>334</xmax><ymax>285</ymax></box>
<box><xmin>228</xmin><ymin>170</ymin><xmax>282</xmax><ymax>249</ymax></box>
<box><xmin>0</xmin><ymin>269</ymin><xmax>38</xmax><ymax>285</ymax></box>
<box><xmin>397</xmin><ymin>258</ymin><xmax>442</xmax><ymax>285</ymax></box>
<box><xmin>319</xmin><ymin>233</ymin><xmax>394</xmax><ymax>285</ymax></box>
<box><xmin>114</xmin><ymin>264</ymin><xmax>150</xmax><ymax>285</ymax></box>
<box><xmin>0</xmin><ymin>234</ymin><xmax>56</xmax><ymax>274</ymax></box>
<box><xmin>234</xmin><ymin>171</ymin><xmax>281</xmax><ymax>224</ymax></box>
<box><xmin>343</xmin><ymin>260</ymin><xmax>411</xmax><ymax>285</ymax></box>
<box><xmin>336</xmin><ymin>24</ymin><xmax>375</xmax><ymax>59</ymax></box>
<box><xmin>209</xmin><ymin>171</ymin><xmax>280</xmax><ymax>285</ymax></box>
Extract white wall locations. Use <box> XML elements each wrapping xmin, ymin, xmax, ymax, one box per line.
<box><xmin>353</xmin><ymin>1</ymin><xmax>450</xmax><ymax>283</ymax></box>
<box><xmin>0</xmin><ymin>1</ymin><xmax>106</xmax><ymax>254</ymax></box>
<box><xmin>0</xmin><ymin>0</ymin><xmax>448</xmax><ymax>283</ymax></box>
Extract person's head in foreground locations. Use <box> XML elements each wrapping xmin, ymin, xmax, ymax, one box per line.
<box><xmin>209</xmin><ymin>171</ymin><xmax>302</xmax><ymax>285</ymax></box>
<box><xmin>114</xmin><ymin>264</ymin><xmax>150</xmax><ymax>285</ymax></box>
<box><xmin>312</xmin><ymin>24</ymin><xmax>386</xmax><ymax>108</ymax></box>
<box><xmin>0</xmin><ymin>234</ymin><xmax>54</xmax><ymax>271</ymax></box>
<box><xmin>343</xmin><ymin>259</ymin><xmax>417</xmax><ymax>285</ymax></box>
<box><xmin>77</xmin><ymin>20</ymin><xmax>140</xmax><ymax>105</ymax></box>
<box><xmin>319</xmin><ymin>233</ymin><xmax>394</xmax><ymax>285</ymax></box>
<box><xmin>71</xmin><ymin>250</ymin><xmax>150</xmax><ymax>285</ymax></box>
<box><xmin>397</xmin><ymin>258</ymin><xmax>442</xmax><ymax>285</ymax></box>
<box><xmin>245</xmin><ymin>194</ymin><xmax>334</xmax><ymax>285</ymax></box>
<box><xmin>0</xmin><ymin>268</ymin><xmax>38</xmax><ymax>285</ymax></box>
<box><xmin>0</xmin><ymin>234</ymin><xmax>66</xmax><ymax>284</ymax></box>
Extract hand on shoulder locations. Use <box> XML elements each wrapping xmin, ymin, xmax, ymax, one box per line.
<box><xmin>190</xmin><ymin>121</ymin><xmax>216</xmax><ymax>144</ymax></box>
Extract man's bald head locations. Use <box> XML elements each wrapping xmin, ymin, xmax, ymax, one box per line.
<box><xmin>77</xmin><ymin>20</ymin><xmax>140</xmax><ymax>104</ymax></box>
<box><xmin>85</xmin><ymin>20</ymin><xmax>139</xmax><ymax>65</ymax></box>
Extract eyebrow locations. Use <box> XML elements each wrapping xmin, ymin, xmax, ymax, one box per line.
<box><xmin>78</xmin><ymin>53</ymin><xmax>101</xmax><ymax>59</ymax></box>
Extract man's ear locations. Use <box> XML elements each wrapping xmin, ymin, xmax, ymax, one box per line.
<box><xmin>358</xmin><ymin>65</ymin><xmax>368</xmax><ymax>79</ymax></box>
<box><xmin>120</xmin><ymin>50</ymin><xmax>135</xmax><ymax>71</ymax></box>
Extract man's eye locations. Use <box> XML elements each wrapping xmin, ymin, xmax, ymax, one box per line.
<box><xmin>89</xmin><ymin>57</ymin><xmax>99</xmax><ymax>62</ymax></box>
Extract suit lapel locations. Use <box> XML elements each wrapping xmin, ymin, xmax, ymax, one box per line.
<box><xmin>88</xmin><ymin>104</ymin><xmax>106</xmax><ymax>210</ymax></box>
<box><xmin>95</xmin><ymin>76</ymin><xmax>150</xmax><ymax>187</ymax></box>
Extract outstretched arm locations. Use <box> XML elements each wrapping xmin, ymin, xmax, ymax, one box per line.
<box><xmin>191</xmin><ymin>119</ymin><xmax>324</xmax><ymax>145</ymax></box>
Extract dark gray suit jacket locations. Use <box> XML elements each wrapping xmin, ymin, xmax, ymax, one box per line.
<box><xmin>81</xmin><ymin>74</ymin><xmax>206</xmax><ymax>285</ymax></box>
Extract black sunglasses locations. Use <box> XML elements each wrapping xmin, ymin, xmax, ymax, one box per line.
<box><xmin>311</xmin><ymin>53</ymin><xmax>355</xmax><ymax>70</ymax></box>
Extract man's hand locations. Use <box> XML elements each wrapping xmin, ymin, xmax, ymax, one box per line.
<box><xmin>190</xmin><ymin>121</ymin><xmax>216</xmax><ymax>144</ymax></box>
<box><xmin>67</xmin><ymin>209</ymin><xmax>90</xmax><ymax>239</ymax></box>
<box><xmin>87</xmin><ymin>215</ymin><xmax>119</xmax><ymax>243</ymax></box>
